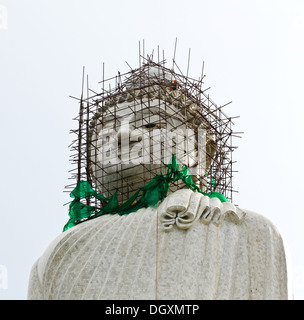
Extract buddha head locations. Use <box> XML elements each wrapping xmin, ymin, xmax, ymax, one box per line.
<box><xmin>88</xmin><ymin>63</ymin><xmax>218</xmax><ymax>203</ymax></box>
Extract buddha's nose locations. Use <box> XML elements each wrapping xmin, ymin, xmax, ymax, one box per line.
<box><xmin>117</xmin><ymin>121</ymin><xmax>145</xmax><ymax>145</ymax></box>
<box><xmin>117</xmin><ymin>120</ymin><xmax>131</xmax><ymax>145</ymax></box>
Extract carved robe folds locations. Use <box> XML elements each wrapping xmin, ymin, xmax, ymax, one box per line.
<box><xmin>28</xmin><ymin>189</ymin><xmax>290</xmax><ymax>300</ymax></box>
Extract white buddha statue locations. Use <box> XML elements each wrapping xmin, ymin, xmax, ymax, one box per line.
<box><xmin>27</xmin><ymin>63</ymin><xmax>291</xmax><ymax>300</ymax></box>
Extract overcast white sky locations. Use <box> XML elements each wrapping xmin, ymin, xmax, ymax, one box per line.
<box><xmin>1</xmin><ymin>0</ymin><xmax>304</xmax><ymax>300</ymax></box>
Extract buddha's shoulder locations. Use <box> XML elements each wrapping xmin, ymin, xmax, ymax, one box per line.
<box><xmin>28</xmin><ymin>215</ymin><xmax>119</xmax><ymax>298</ymax></box>
<box><xmin>240</xmin><ymin>207</ymin><xmax>281</xmax><ymax>230</ymax></box>
<box><xmin>35</xmin><ymin>215</ymin><xmax>112</xmax><ymax>272</ymax></box>
<box><xmin>236</xmin><ymin>207</ymin><xmax>285</xmax><ymax>246</ymax></box>
<box><xmin>30</xmin><ymin>209</ymin><xmax>152</xmax><ymax>286</ymax></box>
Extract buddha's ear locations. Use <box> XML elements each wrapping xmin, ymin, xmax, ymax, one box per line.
<box><xmin>205</xmin><ymin>136</ymin><xmax>216</xmax><ymax>173</ymax></box>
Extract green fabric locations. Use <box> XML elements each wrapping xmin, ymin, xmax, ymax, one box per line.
<box><xmin>63</xmin><ymin>155</ymin><xmax>229</xmax><ymax>231</ymax></box>
<box><xmin>211</xmin><ymin>178</ymin><xmax>216</xmax><ymax>187</ymax></box>
<box><xmin>70</xmin><ymin>180</ymin><xmax>108</xmax><ymax>201</ymax></box>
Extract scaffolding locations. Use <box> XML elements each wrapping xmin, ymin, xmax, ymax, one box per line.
<box><xmin>65</xmin><ymin>43</ymin><xmax>240</xmax><ymax>215</ymax></box>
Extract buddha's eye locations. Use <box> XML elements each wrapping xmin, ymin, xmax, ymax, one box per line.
<box><xmin>144</xmin><ymin>123</ymin><xmax>156</xmax><ymax>129</ymax></box>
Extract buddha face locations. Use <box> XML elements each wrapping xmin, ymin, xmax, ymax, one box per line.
<box><xmin>89</xmin><ymin>91</ymin><xmax>215</xmax><ymax>202</ymax></box>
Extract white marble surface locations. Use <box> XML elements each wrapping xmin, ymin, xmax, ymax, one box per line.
<box><xmin>27</xmin><ymin>189</ymin><xmax>290</xmax><ymax>300</ymax></box>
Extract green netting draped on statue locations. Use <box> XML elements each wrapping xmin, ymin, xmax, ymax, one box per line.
<box><xmin>63</xmin><ymin>155</ymin><xmax>228</xmax><ymax>231</ymax></box>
